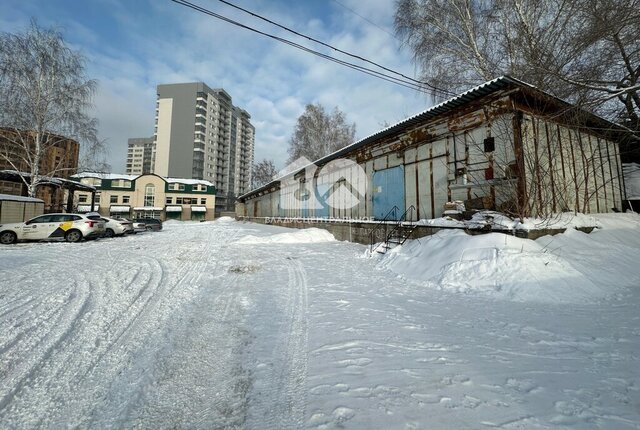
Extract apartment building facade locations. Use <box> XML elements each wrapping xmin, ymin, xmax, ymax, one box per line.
<box><xmin>125</xmin><ymin>137</ymin><xmax>155</xmax><ymax>175</ymax></box>
<box><xmin>0</xmin><ymin>127</ymin><xmax>79</xmax><ymax>212</ymax></box>
<box><xmin>153</xmin><ymin>82</ymin><xmax>254</xmax><ymax>211</ymax></box>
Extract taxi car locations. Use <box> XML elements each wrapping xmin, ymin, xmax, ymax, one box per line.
<box><xmin>0</xmin><ymin>213</ymin><xmax>106</xmax><ymax>244</ymax></box>
<box><xmin>85</xmin><ymin>213</ymin><xmax>133</xmax><ymax>237</ymax></box>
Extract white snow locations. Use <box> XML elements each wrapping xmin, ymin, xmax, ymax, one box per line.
<box><xmin>234</xmin><ymin>227</ymin><xmax>336</xmax><ymax>244</ymax></box>
<box><xmin>73</xmin><ymin>171</ymin><xmax>138</xmax><ymax>180</ymax></box>
<box><xmin>419</xmin><ymin>211</ymin><xmax>600</xmax><ymax>231</ymax></box>
<box><xmin>0</xmin><ymin>194</ymin><xmax>43</xmax><ymax>203</ymax></box>
<box><xmin>73</xmin><ymin>172</ymin><xmax>214</xmax><ymax>186</ymax></box>
<box><xmin>0</xmin><ymin>214</ymin><xmax>639</xmax><ymax>429</ymax></box>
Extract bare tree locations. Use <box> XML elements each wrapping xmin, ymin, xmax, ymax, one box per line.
<box><xmin>0</xmin><ymin>21</ymin><xmax>105</xmax><ymax>197</ymax></box>
<box><xmin>287</xmin><ymin>103</ymin><xmax>356</xmax><ymax>164</ymax></box>
<box><xmin>251</xmin><ymin>158</ymin><xmax>278</xmax><ymax>189</ymax></box>
<box><xmin>394</xmin><ymin>0</ymin><xmax>640</xmax><ymax>142</ymax></box>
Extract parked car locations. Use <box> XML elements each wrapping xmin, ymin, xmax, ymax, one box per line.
<box><xmin>128</xmin><ymin>219</ymin><xmax>147</xmax><ymax>233</ymax></box>
<box><xmin>0</xmin><ymin>213</ymin><xmax>105</xmax><ymax>244</ymax></box>
<box><xmin>133</xmin><ymin>218</ymin><xmax>163</xmax><ymax>231</ymax></box>
<box><xmin>86</xmin><ymin>213</ymin><xmax>133</xmax><ymax>237</ymax></box>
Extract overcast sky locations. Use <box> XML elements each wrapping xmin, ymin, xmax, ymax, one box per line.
<box><xmin>1</xmin><ymin>0</ymin><xmax>433</xmax><ymax>172</ymax></box>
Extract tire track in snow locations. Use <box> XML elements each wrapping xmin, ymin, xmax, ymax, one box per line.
<box><xmin>252</xmin><ymin>256</ymin><xmax>309</xmax><ymax>430</ymax></box>
<box><xmin>0</xmin><ymin>270</ymin><xmax>92</xmax><ymax>417</ymax></box>
<box><xmin>108</xmin><ymin>226</ymin><xmax>251</xmax><ymax>428</ymax></box>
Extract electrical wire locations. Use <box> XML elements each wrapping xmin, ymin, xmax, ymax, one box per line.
<box><xmin>214</xmin><ymin>0</ymin><xmax>450</xmax><ymax>95</ymax></box>
<box><xmin>169</xmin><ymin>0</ymin><xmax>455</xmax><ymax>97</ymax></box>
<box><xmin>330</xmin><ymin>0</ymin><xmax>399</xmax><ymax>41</ymax></box>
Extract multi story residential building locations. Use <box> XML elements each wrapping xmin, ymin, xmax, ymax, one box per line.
<box><xmin>153</xmin><ymin>82</ymin><xmax>254</xmax><ymax>212</ymax></box>
<box><xmin>70</xmin><ymin>172</ymin><xmax>216</xmax><ymax>221</ymax></box>
<box><xmin>0</xmin><ymin>127</ymin><xmax>79</xmax><ymax>212</ymax></box>
<box><xmin>126</xmin><ymin>137</ymin><xmax>155</xmax><ymax>175</ymax></box>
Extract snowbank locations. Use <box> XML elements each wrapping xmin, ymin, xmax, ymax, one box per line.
<box><xmin>417</xmin><ymin>211</ymin><xmax>599</xmax><ymax>231</ymax></box>
<box><xmin>215</xmin><ymin>216</ymin><xmax>235</xmax><ymax>223</ymax></box>
<box><xmin>378</xmin><ymin>213</ymin><xmax>640</xmax><ymax>303</ymax></box>
<box><xmin>235</xmin><ymin>227</ymin><xmax>336</xmax><ymax>244</ymax></box>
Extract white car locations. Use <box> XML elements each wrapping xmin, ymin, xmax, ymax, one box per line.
<box><xmin>0</xmin><ymin>213</ymin><xmax>106</xmax><ymax>244</ymax></box>
<box><xmin>86</xmin><ymin>213</ymin><xmax>133</xmax><ymax>237</ymax></box>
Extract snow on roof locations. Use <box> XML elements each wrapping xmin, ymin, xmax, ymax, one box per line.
<box><xmin>165</xmin><ymin>177</ymin><xmax>214</xmax><ymax>186</ymax></box>
<box><xmin>73</xmin><ymin>172</ymin><xmax>214</xmax><ymax>187</ymax></box>
<box><xmin>74</xmin><ymin>172</ymin><xmax>138</xmax><ymax>181</ymax></box>
<box><xmin>623</xmin><ymin>163</ymin><xmax>640</xmax><ymax>199</ymax></box>
<box><xmin>0</xmin><ymin>193</ymin><xmax>44</xmax><ymax>203</ymax></box>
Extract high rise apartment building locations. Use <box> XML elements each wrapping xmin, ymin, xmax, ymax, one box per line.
<box><xmin>125</xmin><ymin>137</ymin><xmax>155</xmax><ymax>175</ymax></box>
<box><xmin>153</xmin><ymin>82</ymin><xmax>254</xmax><ymax>211</ymax></box>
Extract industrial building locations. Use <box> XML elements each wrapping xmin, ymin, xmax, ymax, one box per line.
<box><xmin>153</xmin><ymin>82</ymin><xmax>254</xmax><ymax>212</ymax></box>
<box><xmin>238</xmin><ymin>76</ymin><xmax>627</xmax><ymax>223</ymax></box>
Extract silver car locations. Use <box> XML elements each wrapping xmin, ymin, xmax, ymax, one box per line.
<box><xmin>0</xmin><ymin>213</ymin><xmax>105</xmax><ymax>244</ymax></box>
<box><xmin>86</xmin><ymin>213</ymin><xmax>133</xmax><ymax>237</ymax></box>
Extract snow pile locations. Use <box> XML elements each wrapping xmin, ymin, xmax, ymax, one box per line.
<box><xmin>378</xmin><ymin>213</ymin><xmax>640</xmax><ymax>303</ymax></box>
<box><xmin>418</xmin><ymin>211</ymin><xmax>599</xmax><ymax>231</ymax></box>
<box><xmin>235</xmin><ymin>227</ymin><xmax>336</xmax><ymax>244</ymax></box>
<box><xmin>517</xmin><ymin>212</ymin><xmax>600</xmax><ymax>230</ymax></box>
<box><xmin>215</xmin><ymin>216</ymin><xmax>235</xmax><ymax>222</ymax></box>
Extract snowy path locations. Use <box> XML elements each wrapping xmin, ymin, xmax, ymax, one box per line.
<box><xmin>0</xmin><ymin>218</ymin><xmax>639</xmax><ymax>429</ymax></box>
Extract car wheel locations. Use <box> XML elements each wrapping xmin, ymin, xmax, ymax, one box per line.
<box><xmin>104</xmin><ymin>228</ymin><xmax>115</xmax><ymax>238</ymax></box>
<box><xmin>145</xmin><ymin>226</ymin><xmax>153</xmax><ymax>231</ymax></box>
<box><xmin>65</xmin><ymin>229</ymin><xmax>83</xmax><ymax>243</ymax></box>
<box><xmin>0</xmin><ymin>231</ymin><xmax>17</xmax><ymax>245</ymax></box>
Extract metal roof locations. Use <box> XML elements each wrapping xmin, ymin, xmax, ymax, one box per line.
<box><xmin>239</xmin><ymin>75</ymin><xmax>622</xmax><ymax>201</ymax></box>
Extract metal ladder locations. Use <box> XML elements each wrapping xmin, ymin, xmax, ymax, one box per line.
<box><xmin>369</xmin><ymin>205</ymin><xmax>417</xmax><ymax>254</ymax></box>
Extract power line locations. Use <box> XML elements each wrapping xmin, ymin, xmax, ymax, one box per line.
<box><xmin>214</xmin><ymin>0</ymin><xmax>454</xmax><ymax>96</ymax></box>
<box><xmin>330</xmin><ymin>0</ymin><xmax>399</xmax><ymax>42</ymax></box>
<box><xmin>170</xmin><ymin>0</ymin><xmax>426</xmax><ymax>93</ymax></box>
<box><xmin>169</xmin><ymin>0</ymin><xmax>455</xmax><ymax>97</ymax></box>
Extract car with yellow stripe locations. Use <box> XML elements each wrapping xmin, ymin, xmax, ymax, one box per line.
<box><xmin>0</xmin><ymin>213</ymin><xmax>106</xmax><ymax>244</ymax></box>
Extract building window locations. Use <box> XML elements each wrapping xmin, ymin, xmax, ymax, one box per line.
<box><xmin>111</xmin><ymin>179</ymin><xmax>132</xmax><ymax>188</ymax></box>
<box><xmin>110</xmin><ymin>195</ymin><xmax>118</xmax><ymax>204</ymax></box>
<box><xmin>144</xmin><ymin>184</ymin><xmax>155</xmax><ymax>207</ymax></box>
<box><xmin>176</xmin><ymin>197</ymin><xmax>183</xmax><ymax>204</ymax></box>
<box><xmin>80</xmin><ymin>177</ymin><xmax>102</xmax><ymax>186</ymax></box>
<box><xmin>166</xmin><ymin>197</ymin><xmax>172</xmax><ymax>204</ymax></box>
<box><xmin>94</xmin><ymin>194</ymin><xmax>101</xmax><ymax>203</ymax></box>
<box><xmin>78</xmin><ymin>194</ymin><xmax>88</xmax><ymax>203</ymax></box>
<box><xmin>122</xmin><ymin>196</ymin><xmax>130</xmax><ymax>203</ymax></box>
<box><xmin>484</xmin><ymin>137</ymin><xmax>495</xmax><ymax>152</ymax></box>
<box><xmin>200</xmin><ymin>198</ymin><xmax>206</xmax><ymax>205</ymax></box>
<box><xmin>168</xmin><ymin>183</ymin><xmax>185</xmax><ymax>191</ymax></box>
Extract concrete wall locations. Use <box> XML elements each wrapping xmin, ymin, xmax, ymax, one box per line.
<box><xmin>235</xmin><ymin>216</ymin><xmax>592</xmax><ymax>244</ymax></box>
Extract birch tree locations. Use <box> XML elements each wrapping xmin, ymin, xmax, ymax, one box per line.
<box><xmin>251</xmin><ymin>158</ymin><xmax>278</xmax><ymax>189</ymax></box>
<box><xmin>0</xmin><ymin>22</ymin><xmax>104</xmax><ymax>197</ymax></box>
<box><xmin>394</xmin><ymin>0</ymin><xmax>640</xmax><ymax>144</ymax></box>
<box><xmin>287</xmin><ymin>103</ymin><xmax>356</xmax><ymax>164</ymax></box>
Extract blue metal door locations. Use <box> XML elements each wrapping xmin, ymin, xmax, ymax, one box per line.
<box><xmin>373</xmin><ymin>166</ymin><xmax>405</xmax><ymax>220</ymax></box>
<box><xmin>315</xmin><ymin>183</ymin><xmax>330</xmax><ymax>218</ymax></box>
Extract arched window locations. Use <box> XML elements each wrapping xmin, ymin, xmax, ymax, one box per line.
<box><xmin>144</xmin><ymin>183</ymin><xmax>155</xmax><ymax>207</ymax></box>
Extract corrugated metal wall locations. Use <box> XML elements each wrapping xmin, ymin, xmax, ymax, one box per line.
<box><xmin>244</xmin><ymin>96</ymin><xmax>624</xmax><ymax>220</ymax></box>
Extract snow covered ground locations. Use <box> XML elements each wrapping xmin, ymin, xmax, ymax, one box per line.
<box><xmin>0</xmin><ymin>215</ymin><xmax>639</xmax><ymax>429</ymax></box>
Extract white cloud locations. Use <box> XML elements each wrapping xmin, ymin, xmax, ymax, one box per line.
<box><xmin>4</xmin><ymin>0</ymin><xmax>432</xmax><ymax>174</ymax></box>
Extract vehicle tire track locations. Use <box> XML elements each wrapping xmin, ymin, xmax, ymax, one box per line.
<box><xmin>255</xmin><ymin>256</ymin><xmax>309</xmax><ymax>430</ymax></box>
